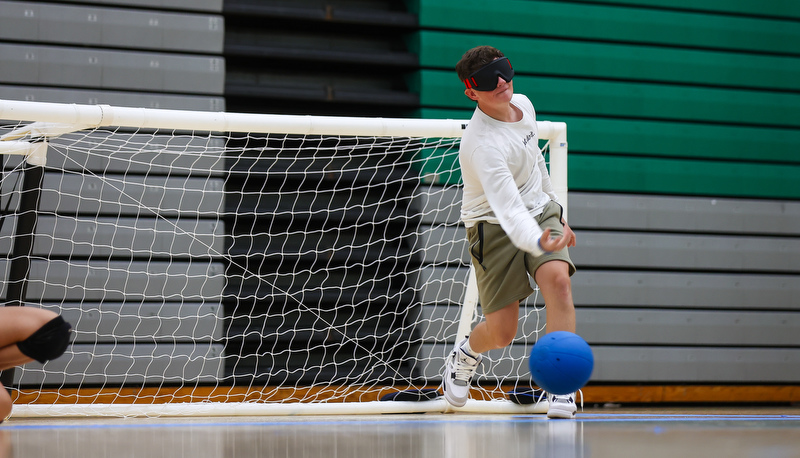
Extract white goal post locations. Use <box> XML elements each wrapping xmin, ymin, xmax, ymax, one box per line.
<box><xmin>0</xmin><ymin>99</ymin><xmax>566</xmax><ymax>417</ymax></box>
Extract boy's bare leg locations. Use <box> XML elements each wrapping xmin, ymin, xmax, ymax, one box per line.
<box><xmin>468</xmin><ymin>301</ymin><xmax>521</xmax><ymax>353</ymax></box>
<box><xmin>534</xmin><ymin>260</ymin><xmax>575</xmax><ymax>334</ymax></box>
<box><xmin>533</xmin><ymin>259</ymin><xmax>579</xmax><ymax>418</ymax></box>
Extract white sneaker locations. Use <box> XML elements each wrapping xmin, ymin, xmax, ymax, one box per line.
<box><xmin>442</xmin><ymin>339</ymin><xmax>481</xmax><ymax>407</ymax></box>
<box><xmin>547</xmin><ymin>393</ymin><xmax>577</xmax><ymax>419</ymax></box>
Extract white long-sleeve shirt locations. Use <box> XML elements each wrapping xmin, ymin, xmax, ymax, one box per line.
<box><xmin>459</xmin><ymin>94</ymin><xmax>559</xmax><ymax>257</ymax></box>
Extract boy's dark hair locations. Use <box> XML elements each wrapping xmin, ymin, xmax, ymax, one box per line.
<box><xmin>456</xmin><ymin>46</ymin><xmax>506</xmax><ymax>82</ymax></box>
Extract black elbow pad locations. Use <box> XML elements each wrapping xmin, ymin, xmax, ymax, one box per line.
<box><xmin>17</xmin><ymin>316</ymin><xmax>73</xmax><ymax>364</ymax></box>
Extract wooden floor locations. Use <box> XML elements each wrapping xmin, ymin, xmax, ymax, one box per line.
<box><xmin>2</xmin><ymin>405</ymin><xmax>800</xmax><ymax>458</ymax></box>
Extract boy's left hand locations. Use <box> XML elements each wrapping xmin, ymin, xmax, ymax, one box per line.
<box><xmin>561</xmin><ymin>222</ymin><xmax>577</xmax><ymax>248</ymax></box>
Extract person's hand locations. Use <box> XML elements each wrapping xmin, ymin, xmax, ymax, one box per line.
<box><xmin>538</xmin><ymin>228</ymin><xmax>570</xmax><ymax>254</ymax></box>
<box><xmin>561</xmin><ymin>222</ymin><xmax>577</xmax><ymax>248</ymax></box>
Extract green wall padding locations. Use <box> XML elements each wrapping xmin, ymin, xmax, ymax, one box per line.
<box><xmin>412</xmin><ymin>30</ymin><xmax>800</xmax><ymax>93</ymax></box>
<box><xmin>410</xmin><ymin>0</ymin><xmax>800</xmax><ymax>199</ymax></box>
<box><xmin>418</xmin><ymin>70</ymin><xmax>800</xmax><ymax>129</ymax></box>
<box><xmin>414</xmin><ymin>0</ymin><xmax>800</xmax><ymax>55</ymax></box>
<box><xmin>570</xmin><ymin>155</ymin><xmax>800</xmax><ymax>199</ymax></box>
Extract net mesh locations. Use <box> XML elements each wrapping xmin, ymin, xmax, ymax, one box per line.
<box><xmin>0</xmin><ymin>108</ymin><xmax>558</xmax><ymax>415</ymax></box>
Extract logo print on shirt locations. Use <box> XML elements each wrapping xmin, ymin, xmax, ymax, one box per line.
<box><xmin>522</xmin><ymin>131</ymin><xmax>536</xmax><ymax>147</ymax></box>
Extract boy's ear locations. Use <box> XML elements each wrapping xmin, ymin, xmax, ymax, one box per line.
<box><xmin>464</xmin><ymin>88</ymin><xmax>479</xmax><ymax>101</ymax></box>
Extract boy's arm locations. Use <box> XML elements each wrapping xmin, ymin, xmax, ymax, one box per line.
<box><xmin>470</xmin><ymin>147</ymin><xmax>547</xmax><ymax>256</ymax></box>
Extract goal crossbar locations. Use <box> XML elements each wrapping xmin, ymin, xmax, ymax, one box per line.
<box><xmin>0</xmin><ymin>99</ymin><xmax>566</xmax><ymax>139</ymax></box>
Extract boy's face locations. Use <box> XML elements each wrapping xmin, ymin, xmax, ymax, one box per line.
<box><xmin>465</xmin><ymin>75</ymin><xmax>514</xmax><ymax>108</ymax></box>
<box><xmin>463</xmin><ymin>57</ymin><xmax>515</xmax><ymax>108</ymax></box>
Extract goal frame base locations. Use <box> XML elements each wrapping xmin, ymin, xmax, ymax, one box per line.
<box><xmin>10</xmin><ymin>398</ymin><xmax>549</xmax><ymax>418</ymax></box>
<box><xmin>9</xmin><ymin>385</ymin><xmax>550</xmax><ymax>417</ymax></box>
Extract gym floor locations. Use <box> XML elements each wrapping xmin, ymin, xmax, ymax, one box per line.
<box><xmin>2</xmin><ymin>405</ymin><xmax>799</xmax><ymax>458</ymax></box>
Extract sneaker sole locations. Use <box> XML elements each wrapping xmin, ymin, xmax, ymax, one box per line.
<box><xmin>547</xmin><ymin>407</ymin><xmax>576</xmax><ymax>419</ymax></box>
<box><xmin>443</xmin><ymin>390</ymin><xmax>467</xmax><ymax>408</ymax></box>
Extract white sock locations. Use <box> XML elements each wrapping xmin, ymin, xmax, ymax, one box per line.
<box><xmin>461</xmin><ymin>338</ymin><xmax>480</xmax><ymax>358</ymax></box>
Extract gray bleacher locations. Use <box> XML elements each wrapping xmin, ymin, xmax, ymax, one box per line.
<box><xmin>45</xmin><ymin>0</ymin><xmax>223</xmax><ymax>12</ymax></box>
<box><xmin>0</xmin><ymin>0</ymin><xmax>227</xmax><ymax>388</ymax></box>
<box><xmin>2</xmin><ymin>133</ymin><xmax>226</xmax><ymax>386</ymax></box>
<box><xmin>0</xmin><ymin>0</ymin><xmax>224</xmax><ymax>110</ymax></box>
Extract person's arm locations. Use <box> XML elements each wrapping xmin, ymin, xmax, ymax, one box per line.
<box><xmin>469</xmin><ymin>146</ymin><xmax>548</xmax><ymax>256</ymax></box>
<box><xmin>535</xmin><ymin>147</ymin><xmax>575</xmax><ymax>249</ymax></box>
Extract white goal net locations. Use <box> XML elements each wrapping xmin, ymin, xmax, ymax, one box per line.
<box><xmin>0</xmin><ymin>99</ymin><xmax>567</xmax><ymax>417</ymax></box>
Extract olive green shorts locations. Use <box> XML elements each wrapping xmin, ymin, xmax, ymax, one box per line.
<box><xmin>466</xmin><ymin>201</ymin><xmax>576</xmax><ymax>315</ymax></box>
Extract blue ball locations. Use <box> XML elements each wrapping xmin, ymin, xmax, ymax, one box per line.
<box><xmin>529</xmin><ymin>331</ymin><xmax>594</xmax><ymax>395</ymax></box>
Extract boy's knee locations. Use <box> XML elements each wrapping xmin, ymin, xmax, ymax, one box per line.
<box><xmin>554</xmin><ymin>274</ymin><xmax>572</xmax><ymax>294</ymax></box>
<box><xmin>491</xmin><ymin>327</ymin><xmax>517</xmax><ymax>348</ymax></box>
<box><xmin>543</xmin><ymin>271</ymin><xmax>572</xmax><ymax>298</ymax></box>
<box><xmin>536</xmin><ymin>262</ymin><xmax>572</xmax><ymax>290</ymax></box>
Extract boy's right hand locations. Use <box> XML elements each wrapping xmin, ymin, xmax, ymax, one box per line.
<box><xmin>538</xmin><ymin>228</ymin><xmax>570</xmax><ymax>254</ymax></box>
